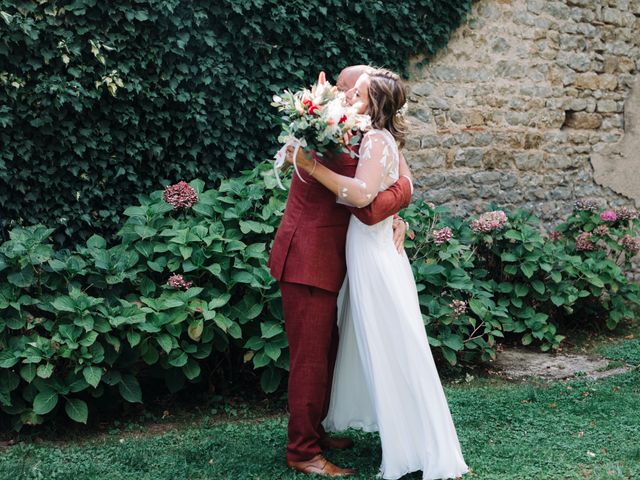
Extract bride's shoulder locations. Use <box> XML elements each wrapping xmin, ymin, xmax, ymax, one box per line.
<box><xmin>362</xmin><ymin>128</ymin><xmax>391</xmax><ymax>143</ymax></box>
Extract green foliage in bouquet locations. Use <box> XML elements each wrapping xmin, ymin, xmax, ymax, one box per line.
<box><xmin>0</xmin><ymin>0</ymin><xmax>472</xmax><ymax>245</ymax></box>
<box><xmin>1</xmin><ymin>162</ymin><xmax>638</xmax><ymax>429</ymax></box>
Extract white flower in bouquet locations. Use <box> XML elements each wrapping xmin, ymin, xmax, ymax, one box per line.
<box><xmin>270</xmin><ymin>72</ymin><xmax>371</xmax><ymax>189</ymax></box>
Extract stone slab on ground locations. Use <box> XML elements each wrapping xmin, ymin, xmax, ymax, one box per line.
<box><xmin>493</xmin><ymin>347</ymin><xmax>632</xmax><ymax>380</ymax></box>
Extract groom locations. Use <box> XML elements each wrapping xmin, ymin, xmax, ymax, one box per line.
<box><xmin>268</xmin><ymin>65</ymin><xmax>413</xmax><ymax>476</ymax></box>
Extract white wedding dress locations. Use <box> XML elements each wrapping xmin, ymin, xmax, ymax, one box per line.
<box><xmin>322</xmin><ymin>129</ymin><xmax>469</xmax><ymax>480</ymax></box>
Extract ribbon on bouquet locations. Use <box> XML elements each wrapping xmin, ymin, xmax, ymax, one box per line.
<box><xmin>273</xmin><ymin>136</ymin><xmax>308</xmax><ymax>190</ymax></box>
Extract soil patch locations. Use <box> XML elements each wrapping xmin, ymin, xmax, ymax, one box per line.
<box><xmin>492</xmin><ymin>347</ymin><xmax>632</xmax><ymax>380</ymax></box>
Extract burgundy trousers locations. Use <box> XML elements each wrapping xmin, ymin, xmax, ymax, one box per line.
<box><xmin>279</xmin><ymin>281</ymin><xmax>340</xmax><ymax>462</ymax></box>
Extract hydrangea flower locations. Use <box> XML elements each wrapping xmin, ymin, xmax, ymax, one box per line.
<box><xmin>574</xmin><ymin>199</ymin><xmax>598</xmax><ymax>211</ymax></box>
<box><xmin>600</xmin><ymin>211</ymin><xmax>617</xmax><ymax>222</ymax></box>
<box><xmin>163</xmin><ymin>181</ymin><xmax>198</xmax><ymax>210</ymax></box>
<box><xmin>621</xmin><ymin>235</ymin><xmax>640</xmax><ymax>254</ymax></box>
<box><xmin>575</xmin><ymin>232</ymin><xmax>595</xmax><ymax>251</ymax></box>
<box><xmin>614</xmin><ymin>207</ymin><xmax>638</xmax><ymax>221</ymax></box>
<box><xmin>470</xmin><ymin>210</ymin><xmax>508</xmax><ymax>233</ymax></box>
<box><xmin>549</xmin><ymin>231</ymin><xmax>562</xmax><ymax>241</ymax></box>
<box><xmin>432</xmin><ymin>227</ymin><xmax>453</xmax><ymax>245</ymax></box>
<box><xmin>449</xmin><ymin>299</ymin><xmax>467</xmax><ymax>317</ymax></box>
<box><xmin>593</xmin><ymin>225</ymin><xmax>609</xmax><ymax>236</ymax></box>
<box><xmin>167</xmin><ymin>274</ymin><xmax>193</xmax><ymax>290</ymax></box>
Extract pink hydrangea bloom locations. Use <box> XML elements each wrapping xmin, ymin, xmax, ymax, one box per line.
<box><xmin>470</xmin><ymin>210</ymin><xmax>508</xmax><ymax>233</ymax></box>
<box><xmin>167</xmin><ymin>274</ymin><xmax>193</xmax><ymax>290</ymax></box>
<box><xmin>614</xmin><ymin>207</ymin><xmax>638</xmax><ymax>221</ymax></box>
<box><xmin>593</xmin><ymin>225</ymin><xmax>609</xmax><ymax>236</ymax></box>
<box><xmin>621</xmin><ymin>235</ymin><xmax>640</xmax><ymax>254</ymax></box>
<box><xmin>432</xmin><ymin>227</ymin><xmax>453</xmax><ymax>245</ymax></box>
<box><xmin>575</xmin><ymin>232</ymin><xmax>595</xmax><ymax>251</ymax></box>
<box><xmin>600</xmin><ymin>211</ymin><xmax>617</xmax><ymax>222</ymax></box>
<box><xmin>163</xmin><ymin>181</ymin><xmax>198</xmax><ymax>210</ymax></box>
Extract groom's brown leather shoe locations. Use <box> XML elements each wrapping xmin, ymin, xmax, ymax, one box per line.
<box><xmin>319</xmin><ymin>435</ymin><xmax>354</xmax><ymax>450</ymax></box>
<box><xmin>287</xmin><ymin>454</ymin><xmax>356</xmax><ymax>477</ymax></box>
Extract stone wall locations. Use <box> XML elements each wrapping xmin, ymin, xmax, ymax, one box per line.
<box><xmin>405</xmin><ymin>0</ymin><xmax>640</xmax><ymax>224</ymax></box>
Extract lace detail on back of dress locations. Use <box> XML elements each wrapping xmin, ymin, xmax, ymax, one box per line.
<box><xmin>360</xmin><ymin>129</ymin><xmax>399</xmax><ymax>193</ymax></box>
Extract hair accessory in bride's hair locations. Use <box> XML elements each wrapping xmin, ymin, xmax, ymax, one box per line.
<box><xmin>396</xmin><ymin>102</ymin><xmax>408</xmax><ymax>118</ymax></box>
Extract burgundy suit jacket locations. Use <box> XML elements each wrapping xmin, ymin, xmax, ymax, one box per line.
<box><xmin>268</xmin><ymin>148</ymin><xmax>412</xmax><ymax>293</ymax></box>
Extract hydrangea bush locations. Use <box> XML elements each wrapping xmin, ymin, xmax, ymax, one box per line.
<box><xmin>1</xmin><ymin>162</ymin><xmax>638</xmax><ymax>429</ymax></box>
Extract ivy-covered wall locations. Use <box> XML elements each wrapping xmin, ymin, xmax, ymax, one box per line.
<box><xmin>0</xmin><ymin>0</ymin><xmax>472</xmax><ymax>245</ymax></box>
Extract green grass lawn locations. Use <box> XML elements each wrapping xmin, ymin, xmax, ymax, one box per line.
<box><xmin>1</xmin><ymin>337</ymin><xmax>639</xmax><ymax>480</ymax></box>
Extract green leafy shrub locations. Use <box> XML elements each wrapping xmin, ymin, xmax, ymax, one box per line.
<box><xmin>0</xmin><ymin>0</ymin><xmax>472</xmax><ymax>245</ymax></box>
<box><xmin>1</xmin><ymin>163</ymin><xmax>638</xmax><ymax>429</ymax></box>
<box><xmin>0</xmin><ymin>163</ymin><xmax>288</xmax><ymax>430</ymax></box>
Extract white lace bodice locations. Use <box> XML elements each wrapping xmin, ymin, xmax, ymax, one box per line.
<box><xmin>337</xmin><ymin>129</ymin><xmax>399</xmax><ymax>208</ymax></box>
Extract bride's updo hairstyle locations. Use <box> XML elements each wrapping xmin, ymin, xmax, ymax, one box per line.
<box><xmin>366</xmin><ymin>68</ymin><xmax>407</xmax><ymax>148</ymax></box>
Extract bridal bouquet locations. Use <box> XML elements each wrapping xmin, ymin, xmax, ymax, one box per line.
<box><xmin>271</xmin><ymin>72</ymin><xmax>371</xmax><ymax>188</ymax></box>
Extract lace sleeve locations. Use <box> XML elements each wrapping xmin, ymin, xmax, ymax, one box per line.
<box><xmin>337</xmin><ymin>130</ymin><xmax>394</xmax><ymax>208</ymax></box>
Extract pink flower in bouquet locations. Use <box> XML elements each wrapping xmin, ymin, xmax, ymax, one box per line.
<box><xmin>163</xmin><ymin>181</ymin><xmax>198</xmax><ymax>210</ymax></box>
<box><xmin>433</xmin><ymin>227</ymin><xmax>453</xmax><ymax>245</ymax></box>
<box><xmin>600</xmin><ymin>210</ymin><xmax>617</xmax><ymax>222</ymax></box>
<box><xmin>167</xmin><ymin>274</ymin><xmax>193</xmax><ymax>290</ymax></box>
<box><xmin>449</xmin><ymin>299</ymin><xmax>467</xmax><ymax>317</ymax></box>
<box><xmin>471</xmin><ymin>210</ymin><xmax>508</xmax><ymax>233</ymax></box>
<box><xmin>575</xmin><ymin>232</ymin><xmax>595</xmax><ymax>251</ymax></box>
<box><xmin>621</xmin><ymin>235</ymin><xmax>640</xmax><ymax>254</ymax></box>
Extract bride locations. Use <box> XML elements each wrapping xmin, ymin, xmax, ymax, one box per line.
<box><xmin>287</xmin><ymin>68</ymin><xmax>469</xmax><ymax>480</ymax></box>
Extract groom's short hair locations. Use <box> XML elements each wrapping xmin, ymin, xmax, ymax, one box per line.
<box><xmin>336</xmin><ymin>65</ymin><xmax>374</xmax><ymax>92</ymax></box>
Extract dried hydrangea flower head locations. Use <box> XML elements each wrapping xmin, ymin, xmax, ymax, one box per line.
<box><xmin>167</xmin><ymin>274</ymin><xmax>193</xmax><ymax>290</ymax></box>
<box><xmin>163</xmin><ymin>181</ymin><xmax>198</xmax><ymax>210</ymax></box>
<box><xmin>449</xmin><ymin>299</ymin><xmax>467</xmax><ymax>317</ymax></box>
<box><xmin>470</xmin><ymin>210</ymin><xmax>508</xmax><ymax>233</ymax></box>
<box><xmin>549</xmin><ymin>231</ymin><xmax>562</xmax><ymax>241</ymax></box>
<box><xmin>614</xmin><ymin>207</ymin><xmax>638</xmax><ymax>221</ymax></box>
<box><xmin>575</xmin><ymin>232</ymin><xmax>595</xmax><ymax>251</ymax></box>
<box><xmin>574</xmin><ymin>199</ymin><xmax>598</xmax><ymax>212</ymax></box>
<box><xmin>593</xmin><ymin>225</ymin><xmax>609</xmax><ymax>236</ymax></box>
<box><xmin>432</xmin><ymin>227</ymin><xmax>453</xmax><ymax>245</ymax></box>
<box><xmin>621</xmin><ymin>235</ymin><xmax>640</xmax><ymax>254</ymax></box>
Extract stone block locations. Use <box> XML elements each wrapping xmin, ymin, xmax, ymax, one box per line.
<box><xmin>573</xmin><ymin>72</ymin><xmax>600</xmax><ymax>89</ymax></box>
<box><xmin>427</xmin><ymin>96</ymin><xmax>449</xmax><ymax>110</ymax></box>
<box><xmin>515</xmin><ymin>151</ymin><xmax>545</xmax><ymax>170</ymax></box>
<box><xmin>420</xmin><ymin>135</ymin><xmax>441</xmax><ymax>148</ymax></box>
<box><xmin>483</xmin><ymin>150</ymin><xmax>515</xmax><ymax>169</ymax></box>
<box><xmin>453</xmin><ymin>148</ymin><xmax>484</xmax><ymax>167</ymax></box>
<box><xmin>524</xmin><ymin>133</ymin><xmax>544</xmax><ymax>149</ymax></box>
<box><xmin>596</xmin><ymin>100</ymin><xmax>619</xmax><ymax>112</ymax></box>
<box><xmin>471</xmin><ymin>171</ymin><xmax>502</xmax><ymax>184</ymax></box>
<box><xmin>562</xmin><ymin>112</ymin><xmax>603</xmax><ymax>129</ymax></box>
<box><xmin>412</xmin><ymin>150</ymin><xmax>446</xmax><ymax>169</ymax></box>
<box><xmin>499</xmin><ymin>174</ymin><xmax>519</xmax><ymax>189</ymax></box>
<box><xmin>417</xmin><ymin>173</ymin><xmax>446</xmax><ymax>188</ymax></box>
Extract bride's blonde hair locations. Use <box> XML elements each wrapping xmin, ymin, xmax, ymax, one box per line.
<box><xmin>366</xmin><ymin>68</ymin><xmax>407</xmax><ymax>148</ymax></box>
